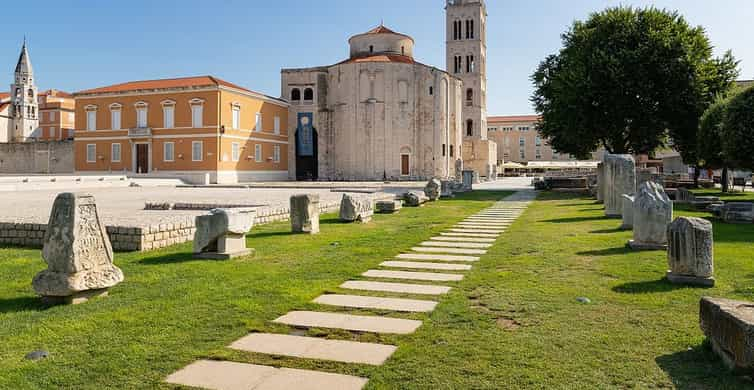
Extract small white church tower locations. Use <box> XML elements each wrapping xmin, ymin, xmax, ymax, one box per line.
<box><xmin>9</xmin><ymin>39</ymin><xmax>39</xmax><ymax>142</ymax></box>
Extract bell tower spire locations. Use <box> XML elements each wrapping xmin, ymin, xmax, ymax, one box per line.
<box><xmin>10</xmin><ymin>38</ymin><xmax>39</xmax><ymax>142</ymax></box>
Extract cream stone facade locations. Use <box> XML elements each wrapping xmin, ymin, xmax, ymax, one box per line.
<box><xmin>282</xmin><ymin>25</ymin><xmax>464</xmax><ymax>181</ymax></box>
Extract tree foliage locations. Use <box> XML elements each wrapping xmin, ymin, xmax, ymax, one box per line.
<box><xmin>531</xmin><ymin>6</ymin><xmax>739</xmax><ymax>158</ymax></box>
<box><xmin>697</xmin><ymin>95</ymin><xmax>729</xmax><ymax>169</ymax></box>
<box><xmin>722</xmin><ymin>86</ymin><xmax>754</xmax><ymax>170</ymax></box>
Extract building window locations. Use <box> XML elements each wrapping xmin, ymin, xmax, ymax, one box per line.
<box><xmin>112</xmin><ymin>143</ymin><xmax>121</xmax><ymax>162</ymax></box>
<box><xmin>85</xmin><ymin>107</ymin><xmax>97</xmax><ymax>131</ymax></box>
<box><xmin>450</xmin><ymin>144</ymin><xmax>454</xmax><ymax>157</ymax></box>
<box><xmin>192</xmin><ymin>141</ymin><xmax>203</xmax><ymax>161</ymax></box>
<box><xmin>254</xmin><ymin>144</ymin><xmax>262</xmax><ymax>162</ymax></box>
<box><xmin>231</xmin><ymin>142</ymin><xmax>240</xmax><ymax>162</ymax></box>
<box><xmin>49</xmin><ymin>111</ymin><xmax>55</xmax><ymax>121</ymax></box>
<box><xmin>369</xmin><ymin>45</ymin><xmax>374</xmax><ymax>53</ymax></box>
<box><xmin>454</xmin><ymin>56</ymin><xmax>462</xmax><ymax>74</ymax></box>
<box><xmin>232</xmin><ymin>105</ymin><xmax>241</xmax><ymax>129</ymax></box>
<box><xmin>49</xmin><ymin>127</ymin><xmax>55</xmax><ymax>138</ymax></box>
<box><xmin>535</xmin><ymin>149</ymin><xmax>542</xmax><ymax>159</ymax></box>
<box><xmin>110</xmin><ymin>106</ymin><xmax>121</xmax><ymax>130</ymax></box>
<box><xmin>86</xmin><ymin>144</ymin><xmax>96</xmax><ymax>163</ymax></box>
<box><xmin>189</xmin><ymin>99</ymin><xmax>204</xmax><ymax>128</ymax></box>
<box><xmin>466</xmin><ymin>119</ymin><xmax>473</xmax><ymax>137</ymax></box>
<box><xmin>466</xmin><ymin>55</ymin><xmax>475</xmax><ymax>73</ymax></box>
<box><xmin>519</xmin><ymin>137</ymin><xmax>525</xmax><ymax>146</ymax></box>
<box><xmin>274</xmin><ymin>116</ymin><xmax>280</xmax><ymax>135</ymax></box>
<box><xmin>553</xmin><ymin>152</ymin><xmax>559</xmax><ymax>160</ymax></box>
<box><xmin>304</xmin><ymin>88</ymin><xmax>314</xmax><ymax>101</ymax></box>
<box><xmin>135</xmin><ymin>102</ymin><xmax>148</xmax><ymax>128</ymax></box>
<box><xmin>453</xmin><ymin>20</ymin><xmax>462</xmax><ymax>40</ymax></box>
<box><xmin>255</xmin><ymin>113</ymin><xmax>262</xmax><ymax>132</ymax></box>
<box><xmin>273</xmin><ymin>145</ymin><xmax>281</xmax><ymax>163</ymax></box>
<box><xmin>488</xmin><ymin>127</ymin><xmax>497</xmax><ymax>132</ymax></box>
<box><xmin>520</xmin><ymin>149</ymin><xmax>525</xmax><ymax>159</ymax></box>
<box><xmin>164</xmin><ymin>142</ymin><xmax>175</xmax><ymax>162</ymax></box>
<box><xmin>429</xmin><ymin>86</ymin><xmax>434</xmax><ymax>95</ymax></box>
<box><xmin>466</xmin><ymin>88</ymin><xmax>473</xmax><ymax>106</ymax></box>
<box><xmin>535</xmin><ymin>136</ymin><xmax>542</xmax><ymax>146</ymax></box>
<box><xmin>291</xmin><ymin>88</ymin><xmax>301</xmax><ymax>101</ymax></box>
<box><xmin>503</xmin><ymin>126</ymin><xmax>513</xmax><ymax>132</ymax></box>
<box><xmin>519</xmin><ymin>126</ymin><xmax>529</xmax><ymax>132</ymax></box>
<box><xmin>466</xmin><ymin>19</ymin><xmax>475</xmax><ymax>39</ymax></box>
<box><xmin>442</xmin><ymin>144</ymin><xmax>446</xmax><ymax>157</ymax></box>
<box><xmin>401</xmin><ymin>46</ymin><xmax>405</xmax><ymax>55</ymax></box>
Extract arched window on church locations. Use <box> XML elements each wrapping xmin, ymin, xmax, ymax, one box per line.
<box><xmin>466</xmin><ymin>119</ymin><xmax>474</xmax><ymax>137</ymax></box>
<box><xmin>28</xmin><ymin>88</ymin><xmax>34</xmax><ymax>98</ymax></box>
<box><xmin>291</xmin><ymin>88</ymin><xmax>301</xmax><ymax>101</ymax></box>
<box><xmin>304</xmin><ymin>88</ymin><xmax>314</xmax><ymax>101</ymax></box>
<box><xmin>466</xmin><ymin>88</ymin><xmax>473</xmax><ymax>106</ymax></box>
<box><xmin>369</xmin><ymin>45</ymin><xmax>374</xmax><ymax>53</ymax></box>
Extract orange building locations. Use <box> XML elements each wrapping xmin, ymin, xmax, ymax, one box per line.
<box><xmin>73</xmin><ymin>76</ymin><xmax>289</xmax><ymax>184</ymax></box>
<box><xmin>38</xmin><ymin>89</ymin><xmax>75</xmax><ymax>140</ymax></box>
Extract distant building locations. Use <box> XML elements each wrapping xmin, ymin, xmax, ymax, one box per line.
<box><xmin>737</xmin><ymin>79</ymin><xmax>754</xmax><ymax>90</ymax></box>
<box><xmin>2</xmin><ymin>41</ymin><xmax>39</xmax><ymax>142</ymax></box>
<box><xmin>38</xmin><ymin>89</ymin><xmax>75</xmax><ymax>140</ymax></box>
<box><xmin>487</xmin><ymin>115</ymin><xmax>603</xmax><ymax>165</ymax></box>
<box><xmin>73</xmin><ymin>76</ymin><xmax>289</xmax><ymax>184</ymax></box>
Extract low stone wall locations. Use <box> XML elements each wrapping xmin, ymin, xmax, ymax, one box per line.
<box><xmin>0</xmin><ymin>141</ymin><xmax>74</xmax><ymax>174</ymax></box>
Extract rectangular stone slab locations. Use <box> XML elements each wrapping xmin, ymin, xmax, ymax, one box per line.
<box><xmin>440</xmin><ymin>232</ymin><xmax>499</xmax><ymax>238</ymax></box>
<box><xmin>230</xmin><ymin>333</ymin><xmax>396</xmax><ymax>365</ymax></box>
<box><xmin>380</xmin><ymin>260</ymin><xmax>472</xmax><ymax>271</ymax></box>
<box><xmin>453</xmin><ymin>225</ymin><xmax>504</xmax><ymax>232</ymax></box>
<box><xmin>459</xmin><ymin>222</ymin><xmax>511</xmax><ymax>227</ymax></box>
<box><xmin>314</xmin><ymin>294</ymin><xmax>438</xmax><ymax>312</ymax></box>
<box><xmin>165</xmin><ymin>360</ymin><xmax>368</xmax><ymax>390</ymax></box>
<box><xmin>411</xmin><ymin>247</ymin><xmax>487</xmax><ymax>255</ymax></box>
<box><xmin>396</xmin><ymin>253</ymin><xmax>480</xmax><ymax>262</ymax></box>
<box><xmin>700</xmin><ymin>297</ymin><xmax>754</xmax><ymax>374</ymax></box>
<box><xmin>419</xmin><ymin>241</ymin><xmax>492</xmax><ymax>249</ymax></box>
<box><xmin>341</xmin><ymin>280</ymin><xmax>451</xmax><ymax>295</ymax></box>
<box><xmin>448</xmin><ymin>228</ymin><xmax>503</xmax><ymax>234</ymax></box>
<box><xmin>273</xmin><ymin>311</ymin><xmax>422</xmax><ymax>334</ymax></box>
<box><xmin>430</xmin><ymin>236</ymin><xmax>495</xmax><ymax>243</ymax></box>
<box><xmin>363</xmin><ymin>269</ymin><xmax>464</xmax><ymax>282</ymax></box>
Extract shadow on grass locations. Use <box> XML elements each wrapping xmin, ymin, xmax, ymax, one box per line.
<box><xmin>612</xmin><ymin>278</ymin><xmax>703</xmax><ymax>294</ymax></box>
<box><xmin>590</xmin><ymin>227</ymin><xmax>624</xmax><ymax>234</ymax></box>
<box><xmin>655</xmin><ymin>342</ymin><xmax>746</xmax><ymax>389</ymax></box>
<box><xmin>0</xmin><ymin>296</ymin><xmax>48</xmax><ymax>314</ymax></box>
<box><xmin>248</xmin><ymin>231</ymin><xmax>293</xmax><ymax>239</ymax></box>
<box><xmin>139</xmin><ymin>252</ymin><xmax>201</xmax><ymax>265</ymax></box>
<box><xmin>543</xmin><ymin>216</ymin><xmax>607</xmax><ymax>223</ymax></box>
<box><xmin>577</xmin><ymin>247</ymin><xmax>629</xmax><ymax>257</ymax></box>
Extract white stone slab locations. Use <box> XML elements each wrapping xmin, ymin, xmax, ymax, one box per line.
<box><xmin>419</xmin><ymin>241</ymin><xmax>492</xmax><ymax>249</ymax></box>
<box><xmin>411</xmin><ymin>246</ymin><xmax>487</xmax><ymax>255</ymax></box>
<box><xmin>380</xmin><ymin>260</ymin><xmax>473</xmax><ymax>271</ymax></box>
<box><xmin>440</xmin><ymin>232</ymin><xmax>499</xmax><ymax>238</ymax></box>
<box><xmin>448</xmin><ymin>228</ymin><xmax>503</xmax><ymax>234</ymax></box>
<box><xmin>430</xmin><ymin>236</ymin><xmax>495</xmax><ymax>243</ymax></box>
<box><xmin>273</xmin><ymin>311</ymin><xmax>422</xmax><ymax>334</ymax></box>
<box><xmin>396</xmin><ymin>253</ymin><xmax>480</xmax><ymax>262</ymax></box>
<box><xmin>341</xmin><ymin>280</ymin><xmax>451</xmax><ymax>295</ymax></box>
<box><xmin>230</xmin><ymin>333</ymin><xmax>396</xmax><ymax>365</ymax></box>
<box><xmin>165</xmin><ymin>360</ymin><xmax>368</xmax><ymax>390</ymax></box>
<box><xmin>451</xmin><ymin>226</ymin><xmax>504</xmax><ymax>232</ymax></box>
<box><xmin>363</xmin><ymin>269</ymin><xmax>464</xmax><ymax>282</ymax></box>
<box><xmin>459</xmin><ymin>222</ymin><xmax>510</xmax><ymax>227</ymax></box>
<box><xmin>314</xmin><ymin>294</ymin><xmax>438</xmax><ymax>312</ymax></box>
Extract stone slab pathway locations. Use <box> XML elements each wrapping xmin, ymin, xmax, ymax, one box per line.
<box><xmin>448</xmin><ymin>228</ymin><xmax>503</xmax><ymax>234</ymax></box>
<box><xmin>314</xmin><ymin>294</ymin><xmax>438</xmax><ymax>312</ymax></box>
<box><xmin>230</xmin><ymin>333</ymin><xmax>397</xmax><ymax>365</ymax></box>
<box><xmin>451</xmin><ymin>225</ymin><xmax>504</xmax><ymax>232</ymax></box>
<box><xmin>410</xmin><ymin>246</ymin><xmax>487</xmax><ymax>255</ymax></box>
<box><xmin>419</xmin><ymin>241</ymin><xmax>492</xmax><ymax>249</ymax></box>
<box><xmin>395</xmin><ymin>253</ymin><xmax>480</xmax><ymax>262</ymax></box>
<box><xmin>457</xmin><ymin>222</ymin><xmax>510</xmax><ymax>228</ymax></box>
<box><xmin>379</xmin><ymin>260</ymin><xmax>473</xmax><ymax>271</ymax></box>
<box><xmin>439</xmin><ymin>232</ymin><xmax>499</xmax><ymax>238</ymax></box>
<box><xmin>165</xmin><ymin>360</ymin><xmax>368</xmax><ymax>390</ymax></box>
<box><xmin>363</xmin><ymin>269</ymin><xmax>464</xmax><ymax>282</ymax></box>
<box><xmin>430</xmin><ymin>236</ymin><xmax>495</xmax><ymax>243</ymax></box>
<box><xmin>273</xmin><ymin>311</ymin><xmax>423</xmax><ymax>334</ymax></box>
<box><xmin>340</xmin><ymin>280</ymin><xmax>452</xmax><ymax>295</ymax></box>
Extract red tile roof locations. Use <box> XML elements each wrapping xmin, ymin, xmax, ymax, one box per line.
<box><xmin>0</xmin><ymin>92</ymin><xmax>9</xmax><ymax>101</ymax></box>
<box><xmin>75</xmin><ymin>75</ymin><xmax>272</xmax><ymax>100</ymax></box>
<box><xmin>40</xmin><ymin>89</ymin><xmax>73</xmax><ymax>98</ymax></box>
<box><xmin>338</xmin><ymin>54</ymin><xmax>415</xmax><ymax>65</ymax></box>
<box><xmin>488</xmin><ymin>115</ymin><xmax>541</xmax><ymax>123</ymax></box>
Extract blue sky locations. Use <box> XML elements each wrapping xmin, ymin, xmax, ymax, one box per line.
<box><xmin>6</xmin><ymin>0</ymin><xmax>753</xmax><ymax>115</ymax></box>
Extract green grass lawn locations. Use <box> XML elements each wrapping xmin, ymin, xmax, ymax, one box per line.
<box><xmin>2</xmin><ymin>190</ymin><xmax>752</xmax><ymax>389</ymax></box>
<box><xmin>692</xmin><ymin>188</ymin><xmax>754</xmax><ymax>202</ymax></box>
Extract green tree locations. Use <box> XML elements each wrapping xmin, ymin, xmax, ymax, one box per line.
<box><xmin>531</xmin><ymin>6</ymin><xmax>739</xmax><ymax>159</ymax></box>
<box><xmin>698</xmin><ymin>95</ymin><xmax>731</xmax><ymax>191</ymax></box>
<box><xmin>722</xmin><ymin>86</ymin><xmax>754</xmax><ymax>171</ymax></box>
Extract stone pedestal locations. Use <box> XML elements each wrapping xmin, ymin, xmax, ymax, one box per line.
<box><xmin>194</xmin><ymin>209</ymin><xmax>255</xmax><ymax>259</ymax></box>
<box><xmin>339</xmin><ymin>194</ymin><xmax>373</xmax><ymax>223</ymax></box>
<box><xmin>424</xmin><ymin>178</ymin><xmax>441</xmax><ymax>201</ymax></box>
<box><xmin>376</xmin><ymin>200</ymin><xmax>402</xmax><ymax>214</ymax></box>
<box><xmin>290</xmin><ymin>194</ymin><xmax>320</xmax><ymax>234</ymax></box>
<box><xmin>32</xmin><ymin>192</ymin><xmax>124</xmax><ymax>304</ymax></box>
<box><xmin>667</xmin><ymin>217</ymin><xmax>714</xmax><ymax>286</ymax></box>
<box><xmin>604</xmin><ymin>154</ymin><xmax>636</xmax><ymax>217</ymax></box>
<box><xmin>462</xmin><ymin>170</ymin><xmax>474</xmax><ymax>190</ymax></box>
<box><xmin>629</xmin><ymin>181</ymin><xmax>672</xmax><ymax>250</ymax></box>
<box><xmin>621</xmin><ymin>194</ymin><xmax>634</xmax><ymax>230</ymax></box>
<box><xmin>700</xmin><ymin>297</ymin><xmax>754</xmax><ymax>374</ymax></box>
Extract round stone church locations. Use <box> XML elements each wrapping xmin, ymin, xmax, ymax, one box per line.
<box><xmin>282</xmin><ymin>25</ymin><xmax>465</xmax><ymax>181</ymax></box>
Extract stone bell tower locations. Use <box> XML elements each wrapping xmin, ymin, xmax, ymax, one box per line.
<box><xmin>446</xmin><ymin>0</ymin><xmax>497</xmax><ymax>179</ymax></box>
<box><xmin>10</xmin><ymin>39</ymin><xmax>39</xmax><ymax>142</ymax></box>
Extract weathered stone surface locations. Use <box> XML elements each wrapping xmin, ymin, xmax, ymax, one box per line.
<box><xmin>722</xmin><ymin>202</ymin><xmax>754</xmax><ymax>224</ymax></box>
<box><xmin>375</xmin><ymin>200</ymin><xmax>402</xmax><ymax>214</ymax></box>
<box><xmin>273</xmin><ymin>311</ymin><xmax>422</xmax><ymax>334</ymax></box>
<box><xmin>339</xmin><ymin>194</ymin><xmax>373</xmax><ymax>223</ymax></box>
<box><xmin>676</xmin><ymin>187</ymin><xmax>694</xmax><ymax>203</ymax></box>
<box><xmin>290</xmin><ymin>194</ymin><xmax>320</xmax><ymax>234</ymax></box>
<box><xmin>596</xmin><ymin>163</ymin><xmax>604</xmax><ymax>203</ymax></box>
<box><xmin>630</xmin><ymin>181</ymin><xmax>672</xmax><ymax>250</ymax></box>
<box><xmin>462</xmin><ymin>170</ymin><xmax>474</xmax><ymax>190</ymax></box>
<box><xmin>636</xmin><ymin>169</ymin><xmax>662</xmax><ymax>188</ymax></box>
<box><xmin>314</xmin><ymin>294</ymin><xmax>438</xmax><ymax>312</ymax></box>
<box><xmin>621</xmin><ymin>194</ymin><xmax>635</xmax><ymax>230</ymax></box>
<box><xmin>440</xmin><ymin>180</ymin><xmax>455</xmax><ymax>198</ymax></box>
<box><xmin>193</xmin><ymin>208</ymin><xmax>254</xmax><ymax>259</ymax></box>
<box><xmin>699</xmin><ymin>297</ymin><xmax>754</xmax><ymax>374</ymax></box>
<box><xmin>424</xmin><ymin>178</ymin><xmax>442</xmax><ymax>201</ymax></box>
<box><xmin>667</xmin><ymin>217</ymin><xmax>714</xmax><ymax>286</ymax></box>
<box><xmin>32</xmin><ymin>193</ymin><xmax>124</xmax><ymax>300</ymax></box>
<box><xmin>604</xmin><ymin>154</ymin><xmax>636</xmax><ymax>217</ymax></box>
<box><xmin>341</xmin><ymin>280</ymin><xmax>451</xmax><ymax>295</ymax></box>
<box><xmin>403</xmin><ymin>191</ymin><xmax>428</xmax><ymax>207</ymax></box>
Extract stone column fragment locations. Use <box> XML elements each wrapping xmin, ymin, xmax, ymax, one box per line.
<box><xmin>629</xmin><ymin>181</ymin><xmax>673</xmax><ymax>250</ymax></box>
<box><xmin>290</xmin><ymin>194</ymin><xmax>320</xmax><ymax>234</ymax></box>
<box><xmin>603</xmin><ymin>154</ymin><xmax>636</xmax><ymax>217</ymax></box>
<box><xmin>667</xmin><ymin>217</ymin><xmax>714</xmax><ymax>286</ymax></box>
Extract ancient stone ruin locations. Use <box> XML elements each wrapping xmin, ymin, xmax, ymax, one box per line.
<box><xmin>667</xmin><ymin>217</ymin><xmax>714</xmax><ymax>286</ymax></box>
<box><xmin>700</xmin><ymin>297</ymin><xmax>754</xmax><ymax>375</ymax></box>
<box><xmin>462</xmin><ymin>170</ymin><xmax>474</xmax><ymax>191</ymax></box>
<box><xmin>339</xmin><ymin>194</ymin><xmax>373</xmax><ymax>223</ymax></box>
<box><xmin>603</xmin><ymin>154</ymin><xmax>636</xmax><ymax>217</ymax></box>
<box><xmin>424</xmin><ymin>178</ymin><xmax>441</xmax><ymax>201</ymax></box>
<box><xmin>596</xmin><ymin>162</ymin><xmax>604</xmax><ymax>203</ymax></box>
<box><xmin>290</xmin><ymin>194</ymin><xmax>320</xmax><ymax>234</ymax></box>
<box><xmin>193</xmin><ymin>209</ymin><xmax>255</xmax><ymax>259</ymax></box>
<box><xmin>32</xmin><ymin>192</ymin><xmax>124</xmax><ymax>304</ymax></box>
<box><xmin>629</xmin><ymin>181</ymin><xmax>672</xmax><ymax>250</ymax></box>
<box><xmin>376</xmin><ymin>200</ymin><xmax>402</xmax><ymax>214</ymax></box>
<box><xmin>403</xmin><ymin>191</ymin><xmax>429</xmax><ymax>207</ymax></box>
<box><xmin>620</xmin><ymin>194</ymin><xmax>634</xmax><ymax>230</ymax></box>
<box><xmin>720</xmin><ymin>202</ymin><xmax>754</xmax><ymax>224</ymax></box>
<box><xmin>440</xmin><ymin>180</ymin><xmax>455</xmax><ymax>198</ymax></box>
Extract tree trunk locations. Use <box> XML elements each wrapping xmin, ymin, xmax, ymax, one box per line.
<box><xmin>722</xmin><ymin>167</ymin><xmax>729</xmax><ymax>193</ymax></box>
<box><xmin>693</xmin><ymin>166</ymin><xmax>700</xmax><ymax>188</ymax></box>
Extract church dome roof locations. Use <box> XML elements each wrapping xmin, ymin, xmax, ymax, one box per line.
<box><xmin>348</xmin><ymin>24</ymin><xmax>415</xmax><ymax>59</ymax></box>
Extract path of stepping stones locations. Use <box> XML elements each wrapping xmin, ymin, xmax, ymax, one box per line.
<box><xmin>166</xmin><ymin>190</ymin><xmax>537</xmax><ymax>390</ymax></box>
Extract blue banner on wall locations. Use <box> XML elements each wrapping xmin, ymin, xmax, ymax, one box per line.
<box><xmin>296</xmin><ymin>112</ymin><xmax>314</xmax><ymax>157</ymax></box>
